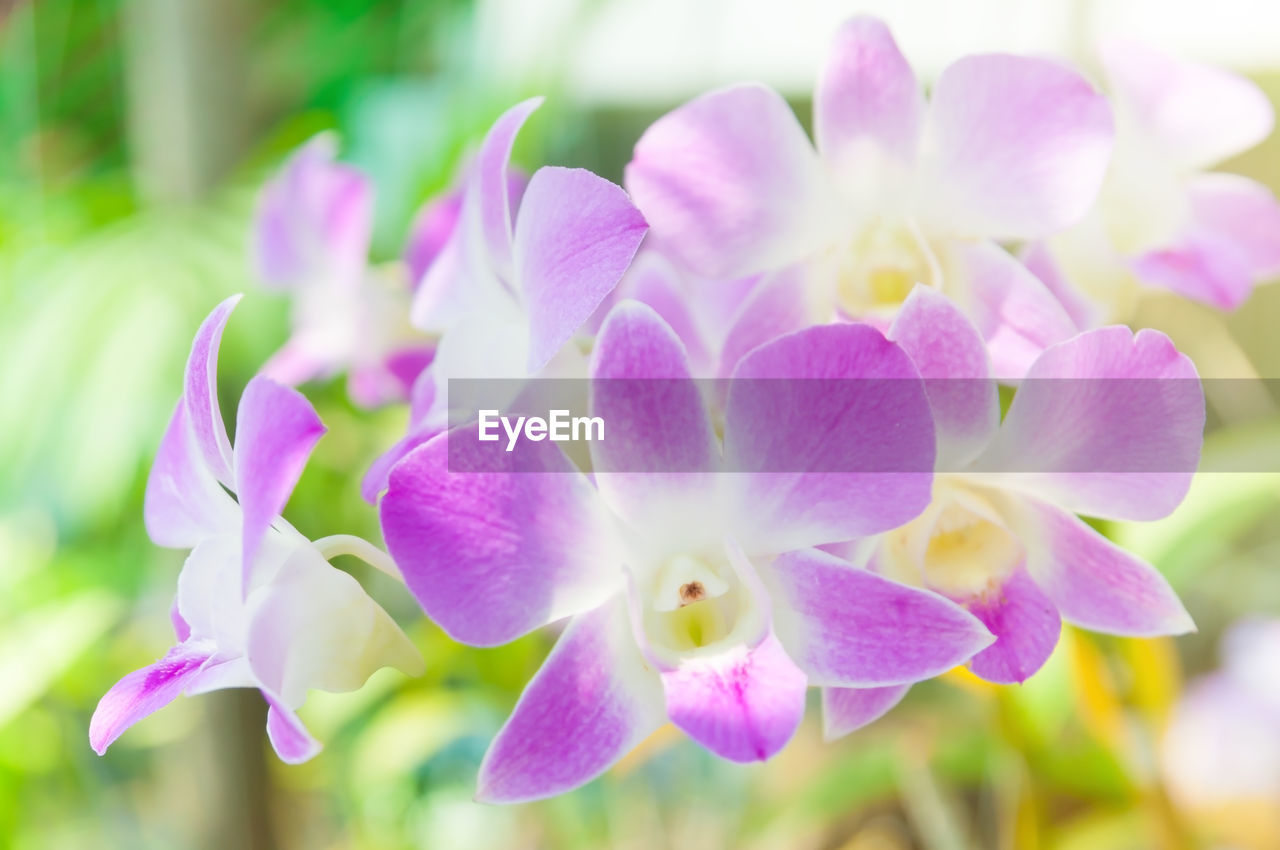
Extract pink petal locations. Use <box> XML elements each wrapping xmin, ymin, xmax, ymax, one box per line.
<box><xmin>588</xmin><ymin>301</ymin><xmax>719</xmax><ymax>532</ymax></box>
<box><xmin>476</xmin><ymin>601</ymin><xmax>665</xmax><ymax>803</ymax></box>
<box><xmin>253</xmin><ymin>136</ymin><xmax>373</xmax><ymax>290</ymax></box>
<box><xmin>144</xmin><ymin>400</ymin><xmax>240</xmax><ymax>548</ymax></box>
<box><xmin>922</xmin><ymin>54</ymin><xmax>1113</xmax><ymax>240</ymax></box>
<box><xmin>815</xmin><ymin>16</ymin><xmax>922</xmax><ymax>183</ymax></box>
<box><xmin>610</xmin><ymin>251</ymin><xmax>717</xmax><ymax>375</ymax></box>
<box><xmin>184</xmin><ymin>295</ymin><xmax>241</xmax><ymax>485</ymax></box>
<box><xmin>821</xmin><ymin>684</ymin><xmax>910</xmax><ymax>740</ymax></box>
<box><xmin>767</xmin><ymin>548</ymin><xmax>993</xmax><ymax>687</ymax></box>
<box><xmin>379</xmin><ymin>433</ymin><xmax>620</xmax><ymax>646</ymax></box>
<box><xmin>516</xmin><ymin>166</ymin><xmax>648</xmax><ymax>371</ymax></box>
<box><xmin>404</xmin><ymin>188</ymin><xmax>464</xmax><ymax>289</ymax></box>
<box><xmin>887</xmin><ymin>286</ymin><xmax>999</xmax><ymax>466</ymax></box>
<box><xmin>1101</xmin><ymin>40</ymin><xmax>1274</xmax><ymax>170</ymax></box>
<box><xmin>1014</xmin><ymin>498</ymin><xmax>1194</xmax><ymax>637</ymax></box>
<box><xmin>262</xmin><ymin>691</ymin><xmax>323</xmax><ymax>764</ymax></box>
<box><xmin>89</xmin><ymin>640</ymin><xmax>214</xmax><ymax>755</ymax></box>
<box><xmin>1021</xmin><ymin>241</ymin><xmax>1097</xmax><ymax>331</ymax></box>
<box><xmin>949</xmin><ymin>241</ymin><xmax>1078</xmax><ymax>381</ymax></box>
<box><xmin>716</xmin><ymin>265</ymin><xmax>814</xmax><ymax>379</ymax></box>
<box><xmin>963</xmin><ymin>568</ymin><xmax>1061</xmax><ymax>684</ymax></box>
<box><xmin>1132</xmin><ymin>174</ymin><xmax>1280</xmax><ymax>310</ymax></box>
<box><xmin>724</xmin><ymin>323</ymin><xmax>935</xmax><ymax>551</ymax></box>
<box><xmin>467</xmin><ymin>97</ymin><xmax>543</xmax><ymax>284</ymax></box>
<box><xmin>626</xmin><ymin>84</ymin><xmax>839</xmax><ymax>279</ymax></box>
<box><xmin>978</xmin><ymin>326</ymin><xmax>1203</xmax><ymax>521</ymax></box>
<box><xmin>233</xmin><ymin>377</ymin><xmax>326</xmax><ymax>591</ymax></box>
<box><xmin>259</xmin><ymin>338</ymin><xmax>335</xmax><ymax>388</ymax></box>
<box><xmin>661</xmin><ymin>630</ymin><xmax>808</xmax><ymax>763</ymax></box>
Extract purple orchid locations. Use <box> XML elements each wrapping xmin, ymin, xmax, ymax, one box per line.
<box><xmin>625</xmin><ymin>15</ymin><xmax>1115</xmax><ymax>378</ymax></box>
<box><xmin>820</xmin><ymin>286</ymin><xmax>1203</xmax><ymax>737</ymax></box>
<box><xmin>1030</xmin><ymin>42</ymin><xmax>1280</xmax><ymax>326</ymax></box>
<box><xmin>90</xmin><ymin>296</ymin><xmax>423</xmax><ymax>763</ymax></box>
<box><xmin>254</xmin><ymin>135</ymin><xmax>434</xmax><ymax>408</ymax></box>
<box><xmin>362</xmin><ymin>97</ymin><xmax>648</xmax><ymax>502</ymax></box>
<box><xmin>380</xmin><ymin>300</ymin><xmax>996</xmax><ymax>802</ymax></box>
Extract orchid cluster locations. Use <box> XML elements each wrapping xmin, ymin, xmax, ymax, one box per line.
<box><xmin>93</xmin><ymin>17</ymin><xmax>1274</xmax><ymax>803</ymax></box>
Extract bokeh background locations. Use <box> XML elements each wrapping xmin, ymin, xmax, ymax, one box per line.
<box><xmin>2</xmin><ymin>1</ymin><xmax>1280</xmax><ymax>847</ymax></box>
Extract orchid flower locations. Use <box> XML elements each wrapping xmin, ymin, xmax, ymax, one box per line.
<box><xmin>380</xmin><ymin>300</ymin><xmax>995</xmax><ymax>802</ymax></box>
<box><xmin>254</xmin><ymin>135</ymin><xmax>433</xmax><ymax>408</ymax></box>
<box><xmin>821</xmin><ymin>286</ymin><xmax>1202</xmax><ymax>737</ymax></box>
<box><xmin>362</xmin><ymin>97</ymin><xmax>648</xmax><ymax>501</ymax></box>
<box><xmin>1029</xmin><ymin>42</ymin><xmax>1280</xmax><ymax>326</ymax></box>
<box><xmin>90</xmin><ymin>296</ymin><xmax>423</xmax><ymax>763</ymax></box>
<box><xmin>626</xmin><ymin>15</ymin><xmax>1114</xmax><ymax>378</ymax></box>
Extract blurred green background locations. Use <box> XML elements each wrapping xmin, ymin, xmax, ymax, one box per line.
<box><xmin>2</xmin><ymin>1</ymin><xmax>1279</xmax><ymax>847</ymax></box>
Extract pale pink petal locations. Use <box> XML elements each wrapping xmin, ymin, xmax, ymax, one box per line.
<box><xmin>815</xmin><ymin>16</ymin><xmax>922</xmax><ymax>187</ymax></box>
<box><xmin>716</xmin><ymin>265</ymin><xmax>814</xmax><ymax>379</ymax></box>
<box><xmin>262</xmin><ymin>691</ymin><xmax>323</xmax><ymax>764</ymax></box>
<box><xmin>143</xmin><ymin>400</ymin><xmax>239</xmax><ymax>548</ymax></box>
<box><xmin>476</xmin><ymin>600</ymin><xmax>665</xmax><ymax>803</ymax></box>
<box><xmin>259</xmin><ymin>338</ymin><xmax>336</xmax><ymax>388</ymax></box>
<box><xmin>767</xmin><ymin>548</ymin><xmax>993</xmax><ymax>687</ymax></box>
<box><xmin>515</xmin><ymin>166</ymin><xmax>648</xmax><ymax>371</ymax></box>
<box><xmin>1133</xmin><ymin>173</ymin><xmax>1280</xmax><ymax>310</ymax></box>
<box><xmin>467</xmin><ymin>97</ymin><xmax>543</xmax><ymax>283</ymax></box>
<box><xmin>1101</xmin><ymin>40</ymin><xmax>1274</xmax><ymax>170</ymax></box>
<box><xmin>626</xmin><ymin>84</ymin><xmax>840</xmax><ymax>279</ymax></box>
<box><xmin>977</xmin><ymin>326</ymin><xmax>1203</xmax><ymax>521</ymax></box>
<box><xmin>724</xmin><ymin>323</ymin><xmax>935</xmax><ymax>551</ymax></box>
<box><xmin>254</xmin><ymin>136</ymin><xmax>373</xmax><ymax>290</ymax></box>
<box><xmin>963</xmin><ymin>568</ymin><xmax>1061</xmax><ymax>684</ymax></box>
<box><xmin>404</xmin><ymin>188</ymin><xmax>464</xmax><ymax>289</ymax></box>
<box><xmin>922</xmin><ymin>54</ymin><xmax>1113</xmax><ymax>240</ymax></box>
<box><xmin>1021</xmin><ymin>241</ymin><xmax>1096</xmax><ymax>331</ymax></box>
<box><xmin>89</xmin><ymin>640</ymin><xmax>215</xmax><ymax>755</ymax></box>
<box><xmin>821</xmin><ymin>684</ymin><xmax>910</xmax><ymax>740</ymax></box>
<box><xmin>184</xmin><ymin>295</ymin><xmax>241</xmax><ymax>485</ymax></box>
<box><xmin>887</xmin><ymin>286</ymin><xmax>999</xmax><ymax>466</ymax></box>
<box><xmin>948</xmin><ymin>241</ymin><xmax>1078</xmax><ymax>380</ymax></box>
<box><xmin>661</xmin><ymin>630</ymin><xmax>808</xmax><ymax>763</ymax></box>
<box><xmin>379</xmin><ymin>434</ymin><xmax>620</xmax><ymax>646</ymax></box>
<box><xmin>1014</xmin><ymin>499</ymin><xmax>1194</xmax><ymax>637</ymax></box>
<box><xmin>233</xmin><ymin>377</ymin><xmax>326</xmax><ymax>590</ymax></box>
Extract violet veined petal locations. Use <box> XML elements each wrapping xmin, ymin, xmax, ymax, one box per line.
<box><xmin>766</xmin><ymin>548</ymin><xmax>993</xmax><ymax>687</ymax></box>
<box><xmin>888</xmin><ymin>286</ymin><xmax>999</xmax><ymax>467</ymax></box>
<box><xmin>233</xmin><ymin>377</ymin><xmax>326</xmax><ymax>591</ymax></box>
<box><xmin>921</xmin><ymin>54</ymin><xmax>1113</xmax><ymax>240</ymax></box>
<box><xmin>964</xmin><ymin>567</ymin><xmax>1061</xmax><ymax>684</ymax></box>
<box><xmin>821</xmin><ymin>684</ymin><xmax>911</xmax><ymax>741</ymax></box>
<box><xmin>1132</xmin><ymin>173</ymin><xmax>1280</xmax><ymax>310</ymax></box>
<box><xmin>184</xmin><ymin>295</ymin><xmax>240</xmax><ymax>485</ymax></box>
<box><xmin>1013</xmin><ymin>498</ymin><xmax>1194</xmax><ymax>637</ymax></box>
<box><xmin>476</xmin><ymin>600</ymin><xmax>666</xmax><ymax>804</ymax></box>
<box><xmin>515</xmin><ymin>166</ymin><xmax>648</xmax><ymax>372</ymax></box>
<box><xmin>89</xmin><ymin>639</ymin><xmax>215</xmax><ymax>755</ymax></box>
<box><xmin>661</xmin><ymin>630</ymin><xmax>807</xmax><ymax>763</ymax></box>
<box><xmin>815</xmin><ymin>16</ymin><xmax>923</xmax><ymax>188</ymax></box>
<box><xmin>380</xmin><ymin>433</ymin><xmax>621</xmax><ymax>646</ymax></box>
<box><xmin>612</xmin><ymin>251</ymin><xmax>716</xmax><ymax>375</ymax></box>
<box><xmin>589</xmin><ymin>301</ymin><xmax>719</xmax><ymax>536</ymax></box>
<box><xmin>245</xmin><ymin>542</ymin><xmax>423</xmax><ymax>708</ymax></box>
<box><xmin>948</xmin><ymin>240</ymin><xmax>1078</xmax><ymax>380</ymax></box>
<box><xmin>626</xmin><ymin>84</ymin><xmax>841</xmax><ymax>279</ymax></box>
<box><xmin>716</xmin><ymin>265</ymin><xmax>814</xmax><ymax>379</ymax></box>
<box><xmin>144</xmin><ymin>400</ymin><xmax>240</xmax><ymax>548</ymax></box>
<box><xmin>977</xmin><ymin>326</ymin><xmax>1203</xmax><ymax>521</ymax></box>
<box><xmin>262</xmin><ymin>691</ymin><xmax>323</xmax><ymax>764</ymax></box>
<box><xmin>1101</xmin><ymin>40</ymin><xmax>1274</xmax><ymax>171</ymax></box>
<box><xmin>724</xmin><ymin>323</ymin><xmax>935</xmax><ymax>551</ymax></box>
